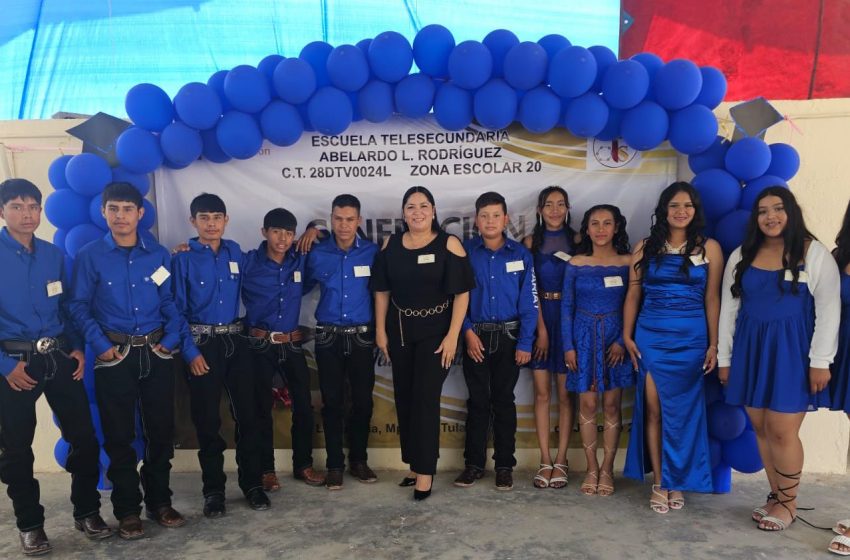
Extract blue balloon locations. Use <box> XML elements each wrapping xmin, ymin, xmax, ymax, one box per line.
<box><xmin>45</xmin><ymin>190</ymin><xmax>90</xmax><ymax>230</ymax></box>
<box><xmin>725</xmin><ymin>137</ymin><xmax>772</xmax><ymax>181</ymax></box>
<box><xmin>173</xmin><ymin>82</ymin><xmax>222</xmax><ymax>130</ymax></box>
<box><xmin>473</xmin><ymin>79</ymin><xmax>517</xmax><ymax>130</ymax></box>
<box><xmin>260</xmin><ymin>101</ymin><xmax>303</xmax><ymax>147</ymax></box>
<box><xmin>620</xmin><ymin>101</ymin><xmax>668</xmax><ymax>151</ymax></box>
<box><xmin>503</xmin><ymin>41</ymin><xmax>548</xmax><ymax>91</ymax></box>
<box><xmin>602</xmin><ymin>60</ymin><xmax>649</xmax><ymax>110</ymax></box>
<box><xmin>413</xmin><ymin>24</ymin><xmax>455</xmax><ymax>77</ymax></box>
<box><xmin>48</xmin><ymin>155</ymin><xmax>72</xmax><ymax>190</ymax></box>
<box><xmin>722</xmin><ymin>429</ymin><xmax>764</xmax><ymax>473</ymax></box>
<box><xmin>54</xmin><ymin>439</ymin><xmax>71</xmax><ymax>469</ymax></box>
<box><xmin>160</xmin><ymin>122</ymin><xmax>202</xmax><ymax>167</ymax></box>
<box><xmin>358</xmin><ymin>80</ymin><xmax>394</xmax><ymax>123</ymax></box>
<box><xmin>308</xmin><ymin>87</ymin><xmax>353</xmax><ymax>135</ymax></box>
<box><xmin>518</xmin><ymin>86</ymin><xmax>560</xmax><ymax>134</ymax></box>
<box><xmin>433</xmin><ymin>83</ymin><xmax>472</xmax><ymax>131</ymax></box>
<box><xmin>564</xmin><ymin>92</ymin><xmax>609</xmax><ymax>138</ymax></box>
<box><xmin>200</xmin><ymin>128</ymin><xmax>231</xmax><ymax>163</ymax></box>
<box><xmin>548</xmin><ymin>46</ymin><xmax>597</xmax><ymax>99</ymax></box>
<box><xmin>595</xmin><ymin>108</ymin><xmax>623</xmax><ymax>141</ymax></box>
<box><xmin>356</xmin><ymin>38</ymin><xmax>373</xmax><ymax>61</ymax></box>
<box><xmin>348</xmin><ymin>90</ymin><xmax>362</xmax><ymax>122</ymax></box>
<box><xmin>654</xmin><ymin>59</ymin><xmax>703</xmax><ymax>110</ymax></box>
<box><xmin>588</xmin><ymin>45</ymin><xmax>617</xmax><ymax>91</ymax></box>
<box><xmin>125</xmin><ymin>83</ymin><xmax>174</xmax><ymax>133</ymax></box>
<box><xmin>695</xmin><ymin>66</ymin><xmax>727</xmax><ymax>109</ymax></box>
<box><xmin>712</xmin><ymin>462</ymin><xmax>732</xmax><ymax>494</ymax></box>
<box><xmin>688</xmin><ymin>136</ymin><xmax>730</xmax><ymax>174</ymax></box>
<box><xmin>394</xmin><ymin>73</ymin><xmax>435</xmax><ymax>119</ymax></box>
<box><xmin>765</xmin><ymin>143</ymin><xmax>800</xmax><ymax>180</ymax></box>
<box><xmin>89</xmin><ymin>195</ymin><xmax>107</xmax><ymax>230</ymax></box>
<box><xmin>327</xmin><ymin>44</ymin><xmax>370</xmax><ymax>92</ymax></box>
<box><xmin>692</xmin><ymin>168</ymin><xmax>741</xmax><ymax>220</ymax></box>
<box><xmin>630</xmin><ymin>52</ymin><xmax>664</xmax><ymax>78</ymax></box>
<box><xmin>296</xmin><ymin>103</ymin><xmax>314</xmax><ymax>132</ymax></box>
<box><xmin>448</xmin><ymin>40</ymin><xmax>493</xmax><ymax>90</ymax></box>
<box><xmin>368</xmin><ymin>31</ymin><xmax>413</xmax><ymax>83</ymax></box>
<box><xmin>714</xmin><ymin>209</ymin><xmax>751</xmax><ymax>254</ymax></box>
<box><xmin>739</xmin><ymin>175</ymin><xmax>788</xmax><ymax>210</ymax></box>
<box><xmin>116</xmin><ymin>127</ymin><xmax>163</xmax><ymax>174</ymax></box>
<box><xmin>53</xmin><ymin>229</ymin><xmax>67</xmax><ymax>249</ymax></box>
<box><xmin>216</xmin><ymin>111</ymin><xmax>263</xmax><ymax>160</ymax></box>
<box><xmin>668</xmin><ymin>104</ymin><xmax>719</xmax><ymax>155</ymax></box>
<box><xmin>257</xmin><ymin>54</ymin><xmax>284</xmax><ymax>86</ymax></box>
<box><xmin>709</xmin><ymin>437</ymin><xmax>723</xmax><ymax>469</ymax></box>
<box><xmin>112</xmin><ymin>167</ymin><xmax>150</xmax><ymax>197</ymax></box>
<box><xmin>65</xmin><ymin>223</ymin><xmax>104</xmax><ymax>258</ymax></box>
<box><xmin>206</xmin><ymin>70</ymin><xmax>232</xmax><ymax>112</ymax></box>
<box><xmin>224</xmin><ymin>65</ymin><xmax>271</xmax><ymax>113</ymax></box>
<box><xmin>482</xmin><ymin>29</ymin><xmax>519</xmax><ymax>78</ymax></box>
<box><xmin>707</xmin><ymin>402</ymin><xmax>747</xmax><ymax>441</ymax></box>
<box><xmin>140</xmin><ymin>199</ymin><xmax>157</xmax><ymax>230</ymax></box>
<box><xmin>537</xmin><ymin>34</ymin><xmax>571</xmax><ymax>60</ymax></box>
<box><xmin>65</xmin><ymin>153</ymin><xmax>111</xmax><ymax>197</ymax></box>
<box><xmin>299</xmin><ymin>41</ymin><xmax>334</xmax><ymax>87</ymax></box>
<box><xmin>273</xmin><ymin>58</ymin><xmax>316</xmax><ymax>105</ymax></box>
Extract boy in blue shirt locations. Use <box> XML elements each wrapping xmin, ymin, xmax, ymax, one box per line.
<box><xmin>455</xmin><ymin>192</ymin><xmax>538</xmax><ymax>491</ymax></box>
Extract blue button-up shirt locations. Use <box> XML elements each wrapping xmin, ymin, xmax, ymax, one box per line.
<box><xmin>172</xmin><ymin>238</ymin><xmax>244</xmax><ymax>362</ymax></box>
<box><xmin>242</xmin><ymin>242</ymin><xmax>305</xmax><ymax>333</ymax></box>
<box><xmin>462</xmin><ymin>235</ymin><xmax>538</xmax><ymax>352</ymax></box>
<box><xmin>304</xmin><ymin>235</ymin><xmax>378</xmax><ymax>326</ymax></box>
<box><xmin>69</xmin><ymin>232</ymin><xmax>188</xmax><ymax>356</ymax></box>
<box><xmin>0</xmin><ymin>228</ymin><xmax>82</xmax><ymax>376</ymax></box>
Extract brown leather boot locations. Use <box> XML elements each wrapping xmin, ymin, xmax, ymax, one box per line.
<box><xmin>19</xmin><ymin>528</ymin><xmax>51</xmax><ymax>556</ymax></box>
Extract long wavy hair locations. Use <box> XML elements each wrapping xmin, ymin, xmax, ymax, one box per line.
<box><xmin>575</xmin><ymin>204</ymin><xmax>631</xmax><ymax>255</ymax></box>
<box><xmin>834</xmin><ymin>200</ymin><xmax>850</xmax><ymax>272</ymax></box>
<box><xmin>530</xmin><ymin>186</ymin><xmax>576</xmax><ymax>254</ymax></box>
<box><xmin>731</xmin><ymin>186</ymin><xmax>815</xmax><ymax>297</ymax></box>
<box><xmin>401</xmin><ymin>185</ymin><xmax>440</xmax><ymax>232</ymax></box>
<box><xmin>635</xmin><ymin>181</ymin><xmax>706</xmax><ymax>277</ymax></box>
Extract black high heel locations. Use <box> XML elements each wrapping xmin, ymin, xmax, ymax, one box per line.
<box><xmin>413</xmin><ymin>476</ymin><xmax>433</xmax><ymax>501</ymax></box>
<box><xmin>399</xmin><ymin>476</ymin><xmax>416</xmax><ymax>487</ymax></box>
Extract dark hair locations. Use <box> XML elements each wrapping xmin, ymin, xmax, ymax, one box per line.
<box><xmin>263</xmin><ymin>207</ymin><xmax>297</xmax><ymax>231</ymax></box>
<box><xmin>834</xmin><ymin>200</ymin><xmax>850</xmax><ymax>272</ymax></box>
<box><xmin>530</xmin><ymin>186</ymin><xmax>576</xmax><ymax>254</ymax></box>
<box><xmin>475</xmin><ymin>191</ymin><xmax>507</xmax><ymax>214</ymax></box>
<box><xmin>332</xmin><ymin>194</ymin><xmax>361</xmax><ymax>213</ymax></box>
<box><xmin>732</xmin><ymin>187</ymin><xmax>815</xmax><ymax>297</ymax></box>
<box><xmin>636</xmin><ymin>181</ymin><xmax>707</xmax><ymax>277</ymax></box>
<box><xmin>0</xmin><ymin>178</ymin><xmax>42</xmax><ymax>206</ymax></box>
<box><xmin>102</xmin><ymin>182</ymin><xmax>143</xmax><ymax>208</ymax></box>
<box><xmin>575</xmin><ymin>204</ymin><xmax>631</xmax><ymax>255</ymax></box>
<box><xmin>190</xmin><ymin>193</ymin><xmax>227</xmax><ymax>217</ymax></box>
<box><xmin>401</xmin><ymin>185</ymin><xmax>440</xmax><ymax>232</ymax></box>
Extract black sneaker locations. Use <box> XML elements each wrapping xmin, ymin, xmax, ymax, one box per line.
<box><xmin>325</xmin><ymin>469</ymin><xmax>344</xmax><ymax>490</ymax></box>
<box><xmin>495</xmin><ymin>469</ymin><xmax>513</xmax><ymax>491</ymax></box>
<box><xmin>349</xmin><ymin>462</ymin><xmax>378</xmax><ymax>483</ymax></box>
<box><xmin>246</xmin><ymin>488</ymin><xmax>271</xmax><ymax>510</ymax></box>
<box><xmin>453</xmin><ymin>466</ymin><xmax>485</xmax><ymax>487</ymax></box>
<box><xmin>203</xmin><ymin>494</ymin><xmax>226</xmax><ymax>518</ymax></box>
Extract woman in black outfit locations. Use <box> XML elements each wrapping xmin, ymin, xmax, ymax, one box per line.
<box><xmin>372</xmin><ymin>186</ymin><xmax>474</xmax><ymax>500</ymax></box>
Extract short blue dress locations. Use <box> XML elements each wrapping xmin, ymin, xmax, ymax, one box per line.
<box><xmin>561</xmin><ymin>263</ymin><xmax>634</xmax><ymax>393</ymax></box>
<box><xmin>529</xmin><ymin>229</ymin><xmax>572</xmax><ymax>374</ymax></box>
<box><xmin>829</xmin><ymin>272</ymin><xmax>850</xmax><ymax>412</ymax></box>
<box><xmin>725</xmin><ymin>266</ymin><xmax>831</xmax><ymax>412</ymax></box>
<box><xmin>624</xmin><ymin>255</ymin><xmax>713</xmax><ymax>492</ymax></box>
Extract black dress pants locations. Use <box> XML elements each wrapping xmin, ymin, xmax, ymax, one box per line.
<box><xmin>0</xmin><ymin>351</ymin><xmax>100</xmax><ymax>530</ymax></box>
<box><xmin>314</xmin><ymin>328</ymin><xmax>376</xmax><ymax>470</ymax></box>
<box><xmin>186</xmin><ymin>333</ymin><xmax>262</xmax><ymax>497</ymax></box>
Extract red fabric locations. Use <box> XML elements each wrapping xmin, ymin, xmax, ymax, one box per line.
<box><xmin>620</xmin><ymin>0</ymin><xmax>850</xmax><ymax>100</ymax></box>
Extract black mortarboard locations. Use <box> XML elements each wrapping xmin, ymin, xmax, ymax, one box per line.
<box><xmin>66</xmin><ymin>112</ymin><xmax>132</xmax><ymax>166</ymax></box>
<box><xmin>729</xmin><ymin>97</ymin><xmax>784</xmax><ymax>142</ymax></box>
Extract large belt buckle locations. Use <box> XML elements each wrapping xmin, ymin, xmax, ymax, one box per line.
<box><xmin>35</xmin><ymin>337</ymin><xmax>56</xmax><ymax>354</ymax></box>
<box><xmin>267</xmin><ymin>331</ymin><xmax>285</xmax><ymax>343</ymax></box>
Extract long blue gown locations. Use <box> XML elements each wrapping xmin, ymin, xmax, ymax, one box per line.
<box><xmin>829</xmin><ymin>273</ymin><xmax>850</xmax><ymax>412</ymax></box>
<box><xmin>623</xmin><ymin>255</ymin><xmax>713</xmax><ymax>492</ymax></box>
<box><xmin>529</xmin><ymin>229</ymin><xmax>572</xmax><ymax>374</ymax></box>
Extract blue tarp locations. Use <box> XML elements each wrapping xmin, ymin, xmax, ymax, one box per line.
<box><xmin>1</xmin><ymin>0</ymin><xmax>620</xmax><ymax>120</ymax></box>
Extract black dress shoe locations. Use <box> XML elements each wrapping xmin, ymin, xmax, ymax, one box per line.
<box><xmin>203</xmin><ymin>494</ymin><xmax>226</xmax><ymax>518</ymax></box>
<box><xmin>453</xmin><ymin>465</ymin><xmax>485</xmax><ymax>487</ymax></box>
<box><xmin>325</xmin><ymin>469</ymin><xmax>344</xmax><ymax>490</ymax></box>
<box><xmin>349</xmin><ymin>462</ymin><xmax>377</xmax><ymax>483</ymax></box>
<box><xmin>19</xmin><ymin>528</ymin><xmax>51</xmax><ymax>556</ymax></box>
<box><xmin>117</xmin><ymin>515</ymin><xmax>144</xmax><ymax>541</ymax></box>
<box><xmin>245</xmin><ymin>488</ymin><xmax>271</xmax><ymax>511</ymax></box>
<box><xmin>74</xmin><ymin>513</ymin><xmax>114</xmax><ymax>539</ymax></box>
<box><xmin>398</xmin><ymin>477</ymin><xmax>416</xmax><ymax>487</ymax></box>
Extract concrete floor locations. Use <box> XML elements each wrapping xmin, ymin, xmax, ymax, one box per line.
<box><xmin>0</xmin><ymin>471</ymin><xmax>846</xmax><ymax>560</ymax></box>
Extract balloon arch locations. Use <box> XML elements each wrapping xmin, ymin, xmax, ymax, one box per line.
<box><xmin>45</xmin><ymin>25</ymin><xmax>800</xmax><ymax>490</ymax></box>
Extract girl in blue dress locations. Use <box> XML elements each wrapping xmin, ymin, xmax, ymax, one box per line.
<box><xmin>522</xmin><ymin>186</ymin><xmax>577</xmax><ymax>489</ymax></box>
<box><xmin>718</xmin><ymin>187</ymin><xmax>840</xmax><ymax>532</ymax></box>
<box><xmin>561</xmin><ymin>205</ymin><xmax>633</xmax><ymax>496</ymax></box>
<box><xmin>623</xmin><ymin>182</ymin><xmax>723</xmax><ymax>513</ymax></box>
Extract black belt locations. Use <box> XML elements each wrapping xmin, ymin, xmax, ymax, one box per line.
<box><xmin>474</xmin><ymin>320</ymin><xmax>520</xmax><ymax>332</ymax></box>
<box><xmin>106</xmin><ymin>328</ymin><xmax>163</xmax><ymax>347</ymax></box>
<box><xmin>190</xmin><ymin>321</ymin><xmax>244</xmax><ymax>336</ymax></box>
<box><xmin>315</xmin><ymin>324</ymin><xmax>371</xmax><ymax>335</ymax></box>
<box><xmin>1</xmin><ymin>336</ymin><xmax>69</xmax><ymax>355</ymax></box>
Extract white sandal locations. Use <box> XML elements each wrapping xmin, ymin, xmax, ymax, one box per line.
<box><xmin>650</xmin><ymin>484</ymin><xmax>669</xmax><ymax>514</ymax></box>
<box><xmin>549</xmin><ymin>463</ymin><xmax>569</xmax><ymax>489</ymax></box>
<box><xmin>533</xmin><ymin>463</ymin><xmax>552</xmax><ymax>489</ymax></box>
<box><xmin>835</xmin><ymin>519</ymin><xmax>850</xmax><ymax>535</ymax></box>
<box><xmin>830</xmin><ymin>534</ymin><xmax>850</xmax><ymax>556</ymax></box>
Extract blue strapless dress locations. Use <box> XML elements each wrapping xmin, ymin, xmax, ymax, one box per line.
<box><xmin>830</xmin><ymin>273</ymin><xmax>850</xmax><ymax>412</ymax></box>
<box><xmin>624</xmin><ymin>255</ymin><xmax>713</xmax><ymax>492</ymax></box>
<box><xmin>530</xmin><ymin>248</ymin><xmax>570</xmax><ymax>374</ymax></box>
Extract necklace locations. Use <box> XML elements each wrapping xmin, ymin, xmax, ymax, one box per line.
<box><xmin>664</xmin><ymin>240</ymin><xmax>687</xmax><ymax>254</ymax></box>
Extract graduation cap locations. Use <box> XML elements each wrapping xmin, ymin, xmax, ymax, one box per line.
<box><xmin>66</xmin><ymin>112</ymin><xmax>132</xmax><ymax>166</ymax></box>
<box><xmin>729</xmin><ymin>97</ymin><xmax>784</xmax><ymax>142</ymax></box>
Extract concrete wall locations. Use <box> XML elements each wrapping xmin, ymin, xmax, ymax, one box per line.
<box><xmin>1</xmin><ymin>98</ymin><xmax>849</xmax><ymax>474</ymax></box>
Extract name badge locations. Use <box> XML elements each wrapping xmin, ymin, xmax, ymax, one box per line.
<box><xmin>784</xmin><ymin>270</ymin><xmax>808</xmax><ymax>283</ymax></box>
<box><xmin>46</xmin><ymin>280</ymin><xmax>63</xmax><ymax>297</ymax></box>
<box><xmin>150</xmin><ymin>266</ymin><xmax>171</xmax><ymax>286</ymax></box>
<box><xmin>604</xmin><ymin>276</ymin><xmax>624</xmax><ymax>288</ymax></box>
<box><xmin>554</xmin><ymin>251</ymin><xmax>572</xmax><ymax>262</ymax></box>
<box><xmin>506</xmin><ymin>260</ymin><xmax>524</xmax><ymax>273</ymax></box>
<box><xmin>689</xmin><ymin>255</ymin><xmax>709</xmax><ymax>266</ymax></box>
<box><xmin>354</xmin><ymin>265</ymin><xmax>371</xmax><ymax>277</ymax></box>
<box><xmin>229</xmin><ymin>261</ymin><xmax>240</xmax><ymax>274</ymax></box>
<box><xmin>293</xmin><ymin>271</ymin><xmax>302</xmax><ymax>283</ymax></box>
<box><xmin>418</xmin><ymin>254</ymin><xmax>435</xmax><ymax>264</ymax></box>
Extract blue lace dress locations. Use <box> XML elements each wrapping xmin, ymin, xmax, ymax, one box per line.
<box><xmin>529</xmin><ymin>229</ymin><xmax>573</xmax><ymax>374</ymax></box>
